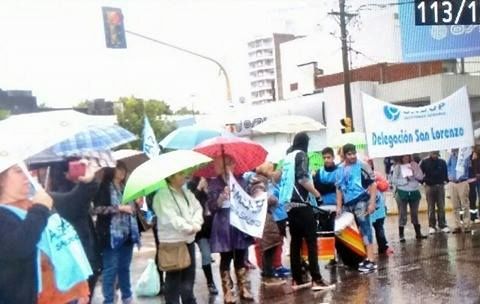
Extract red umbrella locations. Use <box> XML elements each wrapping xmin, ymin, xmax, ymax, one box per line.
<box><xmin>193</xmin><ymin>136</ymin><xmax>267</xmax><ymax>177</ymax></box>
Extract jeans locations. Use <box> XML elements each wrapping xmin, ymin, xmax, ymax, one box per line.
<box><xmin>343</xmin><ymin>200</ymin><xmax>374</xmax><ymax>245</ymax></box>
<box><xmin>288</xmin><ymin>206</ymin><xmax>322</xmax><ymax>284</ymax></box>
<box><xmin>102</xmin><ymin>242</ymin><xmax>134</xmax><ymax>304</ymax></box>
<box><xmin>395</xmin><ymin>196</ymin><xmax>420</xmax><ymax>226</ymax></box>
<box><xmin>372</xmin><ymin>218</ymin><xmax>388</xmax><ymax>253</ymax></box>
<box><xmin>196</xmin><ymin>238</ymin><xmax>212</xmax><ymax>267</ymax></box>
<box><xmin>164</xmin><ymin>243</ymin><xmax>197</xmax><ymax>304</ymax></box>
<box><xmin>425</xmin><ymin>185</ymin><xmax>447</xmax><ymax>229</ymax></box>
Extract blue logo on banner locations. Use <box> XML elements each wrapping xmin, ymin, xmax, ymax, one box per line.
<box><xmin>384</xmin><ymin>105</ymin><xmax>400</xmax><ymax>121</ymax></box>
<box><xmin>399</xmin><ymin>0</ymin><xmax>480</xmax><ymax>62</ymax></box>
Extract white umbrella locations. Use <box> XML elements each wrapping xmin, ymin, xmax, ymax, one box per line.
<box><xmin>0</xmin><ymin>110</ymin><xmax>112</xmax><ymax>173</ymax></box>
<box><xmin>253</xmin><ymin>115</ymin><xmax>325</xmax><ymax>134</ymax></box>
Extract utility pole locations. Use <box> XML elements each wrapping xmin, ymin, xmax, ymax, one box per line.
<box><xmin>330</xmin><ymin>1</ymin><xmax>357</xmax><ymax>130</ymax></box>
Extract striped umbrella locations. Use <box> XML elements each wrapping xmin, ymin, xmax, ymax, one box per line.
<box><xmin>52</xmin><ymin>124</ymin><xmax>137</xmax><ymax>156</ymax></box>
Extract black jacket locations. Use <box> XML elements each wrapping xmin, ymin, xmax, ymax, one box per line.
<box><xmin>0</xmin><ymin>204</ymin><xmax>50</xmax><ymax>304</ymax></box>
<box><xmin>420</xmin><ymin>157</ymin><xmax>448</xmax><ymax>186</ymax></box>
<box><xmin>93</xmin><ymin>182</ymin><xmax>114</xmax><ymax>250</ymax></box>
<box><xmin>51</xmin><ymin>182</ymin><xmax>101</xmax><ymax>273</ymax></box>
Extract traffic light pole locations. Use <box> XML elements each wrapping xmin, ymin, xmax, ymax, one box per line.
<box><xmin>125</xmin><ymin>30</ymin><xmax>232</xmax><ymax>103</ymax></box>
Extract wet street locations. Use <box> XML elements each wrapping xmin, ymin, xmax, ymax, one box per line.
<box><xmin>92</xmin><ymin>212</ymin><xmax>480</xmax><ymax>304</ymax></box>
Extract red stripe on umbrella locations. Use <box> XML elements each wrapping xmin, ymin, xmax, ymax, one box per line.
<box><xmin>193</xmin><ymin>136</ymin><xmax>267</xmax><ymax>178</ymax></box>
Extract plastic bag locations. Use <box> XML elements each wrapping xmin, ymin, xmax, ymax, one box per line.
<box><xmin>135</xmin><ymin>258</ymin><xmax>160</xmax><ymax>297</ymax></box>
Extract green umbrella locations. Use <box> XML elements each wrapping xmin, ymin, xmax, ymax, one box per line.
<box><xmin>122</xmin><ymin>150</ymin><xmax>212</xmax><ymax>203</ymax></box>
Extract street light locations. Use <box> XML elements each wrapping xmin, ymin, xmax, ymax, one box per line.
<box><xmin>125</xmin><ymin>30</ymin><xmax>232</xmax><ymax>104</ymax></box>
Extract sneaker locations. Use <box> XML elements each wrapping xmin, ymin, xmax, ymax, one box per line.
<box><xmin>441</xmin><ymin>227</ymin><xmax>451</xmax><ymax>233</ymax></box>
<box><xmin>262</xmin><ymin>277</ymin><xmax>287</xmax><ymax>287</ymax></box>
<box><xmin>464</xmin><ymin>228</ymin><xmax>472</xmax><ymax>234</ymax></box>
<box><xmin>358</xmin><ymin>260</ymin><xmax>378</xmax><ymax>273</ymax></box>
<box><xmin>429</xmin><ymin>227</ymin><xmax>437</xmax><ymax>234</ymax></box>
<box><xmin>452</xmin><ymin>228</ymin><xmax>462</xmax><ymax>234</ymax></box>
<box><xmin>275</xmin><ymin>266</ymin><xmax>291</xmax><ymax>277</ymax></box>
<box><xmin>384</xmin><ymin>247</ymin><xmax>394</xmax><ymax>256</ymax></box>
<box><xmin>292</xmin><ymin>281</ymin><xmax>311</xmax><ymax>291</ymax></box>
<box><xmin>311</xmin><ymin>279</ymin><xmax>335</xmax><ymax>291</ymax></box>
<box><xmin>207</xmin><ymin>283</ymin><xmax>219</xmax><ymax>295</ymax></box>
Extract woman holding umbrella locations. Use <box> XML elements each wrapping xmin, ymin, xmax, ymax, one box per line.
<box><xmin>206</xmin><ymin>156</ymin><xmax>254</xmax><ymax>303</ymax></box>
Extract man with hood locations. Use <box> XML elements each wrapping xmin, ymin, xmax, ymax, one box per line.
<box><xmin>279</xmin><ymin>132</ymin><xmax>334</xmax><ymax>291</ymax></box>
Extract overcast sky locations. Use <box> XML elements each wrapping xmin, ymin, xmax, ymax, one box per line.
<box><xmin>0</xmin><ymin>0</ymin><xmax>398</xmax><ymax>112</ymax></box>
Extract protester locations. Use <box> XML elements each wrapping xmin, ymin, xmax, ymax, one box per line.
<box><xmin>246</xmin><ymin>165</ymin><xmax>285</xmax><ymax>286</ymax></box>
<box><xmin>207</xmin><ymin>155</ymin><xmax>254</xmax><ymax>303</ymax></box>
<box><xmin>0</xmin><ymin>164</ymin><xmax>90</xmax><ymax>304</ymax></box>
<box><xmin>365</xmin><ymin>159</ymin><xmax>394</xmax><ymax>255</ymax></box>
<box><xmin>336</xmin><ymin>143</ymin><xmax>377</xmax><ymax>273</ymax></box>
<box><xmin>153</xmin><ymin>171</ymin><xmax>203</xmax><ymax>304</ymax></box>
<box><xmin>469</xmin><ymin>149</ymin><xmax>480</xmax><ymax>222</ymax></box>
<box><xmin>251</xmin><ymin>163</ymin><xmax>291</xmax><ymax>278</ymax></box>
<box><xmin>420</xmin><ymin>151</ymin><xmax>450</xmax><ymax>234</ymax></box>
<box><xmin>186</xmin><ymin>176</ymin><xmax>219</xmax><ymax>295</ymax></box>
<box><xmin>279</xmin><ymin>132</ymin><xmax>334</xmax><ymax>291</ymax></box>
<box><xmin>391</xmin><ymin>155</ymin><xmax>427</xmax><ymax>242</ymax></box>
<box><xmin>447</xmin><ymin>149</ymin><xmax>472</xmax><ymax>233</ymax></box>
<box><xmin>314</xmin><ymin>147</ymin><xmax>338</xmax><ymax>207</ymax></box>
<box><xmin>93</xmin><ymin>162</ymin><xmax>141</xmax><ymax>304</ymax></box>
<box><xmin>50</xmin><ymin>160</ymin><xmax>102</xmax><ymax>303</ymax></box>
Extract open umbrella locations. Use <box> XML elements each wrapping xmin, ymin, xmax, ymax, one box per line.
<box><xmin>0</xmin><ymin>110</ymin><xmax>112</xmax><ymax>173</ymax></box>
<box><xmin>252</xmin><ymin>115</ymin><xmax>325</xmax><ymax>134</ymax></box>
<box><xmin>52</xmin><ymin>124</ymin><xmax>137</xmax><ymax>156</ymax></box>
<box><xmin>112</xmin><ymin>149</ymin><xmax>148</xmax><ymax>172</ymax></box>
<box><xmin>159</xmin><ymin>125</ymin><xmax>231</xmax><ymax>150</ymax></box>
<box><xmin>193</xmin><ymin>136</ymin><xmax>267</xmax><ymax>177</ymax></box>
<box><xmin>122</xmin><ymin>150</ymin><xmax>212</xmax><ymax>203</ymax></box>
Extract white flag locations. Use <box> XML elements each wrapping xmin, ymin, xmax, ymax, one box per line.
<box><xmin>229</xmin><ymin>173</ymin><xmax>268</xmax><ymax>238</ymax></box>
<box><xmin>142</xmin><ymin>116</ymin><xmax>160</xmax><ymax>159</ymax></box>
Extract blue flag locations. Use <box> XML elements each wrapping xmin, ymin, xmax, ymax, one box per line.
<box><xmin>143</xmin><ymin>116</ymin><xmax>160</xmax><ymax>159</ymax></box>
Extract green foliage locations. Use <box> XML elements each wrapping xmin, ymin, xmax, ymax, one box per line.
<box><xmin>0</xmin><ymin>109</ymin><xmax>10</xmax><ymax>120</ymax></box>
<box><xmin>174</xmin><ymin>106</ymin><xmax>200</xmax><ymax>115</ymax></box>
<box><xmin>115</xmin><ymin>96</ymin><xmax>175</xmax><ymax>150</ymax></box>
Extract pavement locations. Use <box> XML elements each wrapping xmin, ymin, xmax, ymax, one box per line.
<box><xmin>92</xmin><ymin>212</ymin><xmax>480</xmax><ymax>304</ymax></box>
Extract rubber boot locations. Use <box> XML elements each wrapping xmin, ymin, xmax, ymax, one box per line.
<box><xmin>235</xmin><ymin>268</ymin><xmax>254</xmax><ymax>301</ymax></box>
<box><xmin>399</xmin><ymin>226</ymin><xmax>406</xmax><ymax>243</ymax></box>
<box><xmin>414</xmin><ymin>224</ymin><xmax>428</xmax><ymax>239</ymax></box>
<box><xmin>220</xmin><ymin>270</ymin><xmax>235</xmax><ymax>304</ymax></box>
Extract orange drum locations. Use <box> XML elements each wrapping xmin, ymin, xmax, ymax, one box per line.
<box><xmin>301</xmin><ymin>237</ymin><xmax>335</xmax><ymax>261</ymax></box>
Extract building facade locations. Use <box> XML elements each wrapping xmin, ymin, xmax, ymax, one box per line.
<box><xmin>247</xmin><ymin>33</ymin><xmax>297</xmax><ymax>104</ymax></box>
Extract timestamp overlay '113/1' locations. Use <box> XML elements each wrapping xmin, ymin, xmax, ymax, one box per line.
<box><xmin>415</xmin><ymin>0</ymin><xmax>479</xmax><ymax>25</ymax></box>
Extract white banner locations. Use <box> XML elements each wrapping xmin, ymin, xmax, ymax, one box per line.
<box><xmin>362</xmin><ymin>87</ymin><xmax>474</xmax><ymax>158</ymax></box>
<box><xmin>229</xmin><ymin>174</ymin><xmax>268</xmax><ymax>238</ymax></box>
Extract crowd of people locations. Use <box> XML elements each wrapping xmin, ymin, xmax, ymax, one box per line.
<box><xmin>1</xmin><ymin>131</ymin><xmax>479</xmax><ymax>304</ymax></box>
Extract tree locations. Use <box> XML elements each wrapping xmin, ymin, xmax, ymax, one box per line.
<box><xmin>115</xmin><ymin>96</ymin><xmax>175</xmax><ymax>150</ymax></box>
<box><xmin>174</xmin><ymin>106</ymin><xmax>200</xmax><ymax>115</ymax></box>
<box><xmin>0</xmin><ymin>109</ymin><xmax>10</xmax><ymax>120</ymax></box>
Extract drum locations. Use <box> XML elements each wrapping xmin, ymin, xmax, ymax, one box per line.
<box><xmin>334</xmin><ymin>212</ymin><xmax>367</xmax><ymax>269</ymax></box>
<box><xmin>301</xmin><ymin>237</ymin><xmax>335</xmax><ymax>261</ymax></box>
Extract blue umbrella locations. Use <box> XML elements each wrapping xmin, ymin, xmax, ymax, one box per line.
<box><xmin>52</xmin><ymin>124</ymin><xmax>137</xmax><ymax>156</ymax></box>
<box><xmin>159</xmin><ymin>126</ymin><xmax>231</xmax><ymax>150</ymax></box>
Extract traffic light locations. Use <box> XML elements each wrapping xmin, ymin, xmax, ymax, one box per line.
<box><xmin>340</xmin><ymin>117</ymin><xmax>353</xmax><ymax>133</ymax></box>
<box><xmin>102</xmin><ymin>7</ymin><xmax>127</xmax><ymax>49</ymax></box>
